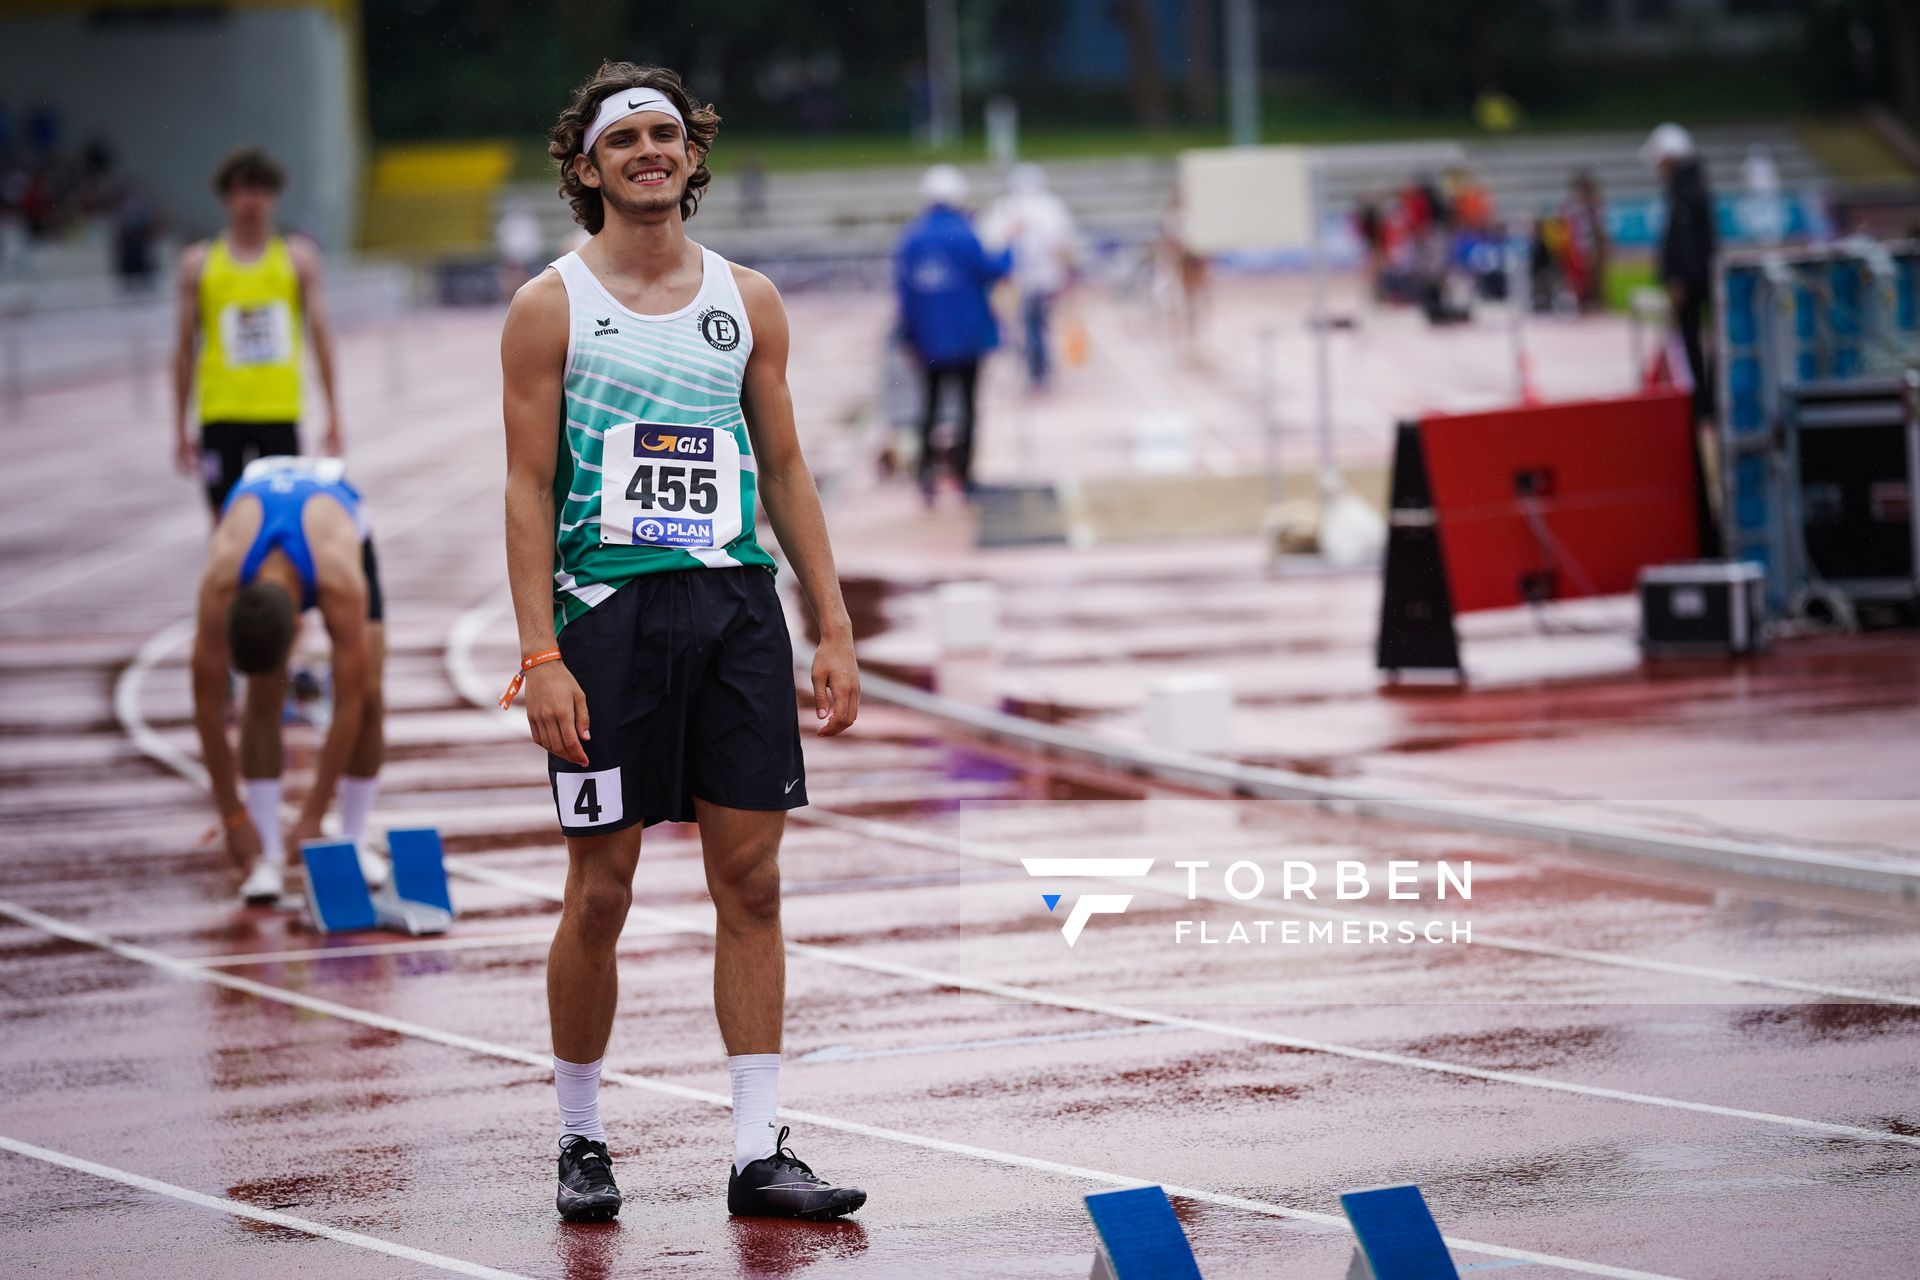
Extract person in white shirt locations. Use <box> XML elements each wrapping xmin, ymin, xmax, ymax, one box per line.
<box><xmin>984</xmin><ymin>164</ymin><xmax>1078</xmax><ymax>390</ymax></box>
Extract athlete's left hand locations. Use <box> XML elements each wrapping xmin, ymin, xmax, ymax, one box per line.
<box><xmin>811</xmin><ymin>637</ymin><xmax>860</xmax><ymax>737</ymax></box>
<box><xmin>322</xmin><ymin>414</ymin><xmax>344</xmax><ymax>457</ymax></box>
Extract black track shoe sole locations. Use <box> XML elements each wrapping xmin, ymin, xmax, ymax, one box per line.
<box><xmin>556</xmin><ymin>1184</ymin><xmax>622</xmax><ymax>1223</ymax></box>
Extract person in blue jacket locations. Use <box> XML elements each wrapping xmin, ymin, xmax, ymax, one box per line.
<box><xmin>895</xmin><ymin>165</ymin><xmax>1011</xmax><ymax>502</ymax></box>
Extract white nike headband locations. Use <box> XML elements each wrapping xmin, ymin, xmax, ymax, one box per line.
<box><xmin>582</xmin><ymin>88</ymin><xmax>687</xmax><ymax>157</ymax></box>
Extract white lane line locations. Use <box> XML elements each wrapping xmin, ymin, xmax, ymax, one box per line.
<box><xmin>183</xmin><ymin>922</ymin><xmax>690</xmax><ymax>968</ymax></box>
<box><xmin>184</xmin><ymin>930</ymin><xmax>561</xmax><ymax>968</ymax></box>
<box><xmin>0</xmin><ymin>1133</ymin><xmax>533</xmax><ymax>1280</ymax></box>
<box><xmin>446</xmin><ymin>859</ymin><xmax>1920</xmax><ymax>1152</ymax></box>
<box><xmin>799</xmin><ymin>1024</ymin><xmax>1181</xmax><ymax>1064</ymax></box>
<box><xmin>439</xmin><ymin>588</ymin><xmax>1920</xmax><ymax>1009</ymax></box>
<box><xmin>803</xmin><ymin>810</ymin><xmax>1920</xmax><ymax>1010</ymax></box>
<box><xmin>0</xmin><ymin>897</ymin><xmax>1682</xmax><ymax>1280</ymax></box>
<box><xmin>116</xmin><ymin>627</ymin><xmax>1920</xmax><ymax>1149</ymax></box>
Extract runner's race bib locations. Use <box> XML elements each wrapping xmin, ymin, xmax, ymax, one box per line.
<box><xmin>220</xmin><ymin>300</ymin><xmax>294</xmax><ymax>367</ymax></box>
<box><xmin>599</xmin><ymin>422</ymin><xmax>742</xmax><ymax>550</ymax></box>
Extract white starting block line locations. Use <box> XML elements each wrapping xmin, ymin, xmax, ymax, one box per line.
<box><xmin>302</xmin><ymin>827</ymin><xmax>455</xmax><ymax>936</ymax></box>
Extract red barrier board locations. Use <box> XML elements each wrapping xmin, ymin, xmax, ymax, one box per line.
<box><xmin>1420</xmin><ymin>391</ymin><xmax>1699</xmax><ymax>613</ymax></box>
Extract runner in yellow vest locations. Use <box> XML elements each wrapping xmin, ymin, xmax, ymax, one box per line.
<box><xmin>171</xmin><ymin>147</ymin><xmax>343</xmax><ymax>516</ymax></box>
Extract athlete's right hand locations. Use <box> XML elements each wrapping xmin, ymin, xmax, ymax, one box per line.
<box><xmin>524</xmin><ymin>661</ymin><xmax>591</xmax><ymax>766</ymax></box>
<box><xmin>174</xmin><ymin>433</ymin><xmax>199</xmax><ymax>476</ymax></box>
<box><xmin>223</xmin><ymin>818</ymin><xmax>263</xmax><ymax>872</ymax></box>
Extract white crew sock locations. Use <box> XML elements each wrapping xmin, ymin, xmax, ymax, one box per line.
<box><xmin>337</xmin><ymin>775</ymin><xmax>380</xmax><ymax>846</ymax></box>
<box><xmin>553</xmin><ymin>1055</ymin><xmax>606</xmax><ymax>1148</ymax></box>
<box><xmin>729</xmin><ymin>1053</ymin><xmax>781</xmax><ymax>1173</ymax></box>
<box><xmin>242</xmin><ymin>778</ymin><xmax>285</xmax><ymax>865</ymax></box>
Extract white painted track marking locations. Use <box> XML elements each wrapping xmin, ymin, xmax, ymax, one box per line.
<box><xmin>444</xmin><ymin>858</ymin><xmax>1920</xmax><ymax>1151</ymax></box>
<box><xmin>119</xmin><ymin>618</ymin><xmax>1920</xmax><ymax>1149</ymax></box>
<box><xmin>0</xmin><ymin>1133</ymin><xmax>534</xmax><ymax>1280</ymax></box>
<box><xmin>0</xmin><ymin>897</ymin><xmax>1684</xmax><ymax>1280</ymax></box>
<box><xmin>442</xmin><ymin>589</ymin><xmax>1920</xmax><ymax>1009</ymax></box>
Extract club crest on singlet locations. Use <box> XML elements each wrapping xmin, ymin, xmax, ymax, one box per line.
<box><xmin>699</xmin><ymin>307</ymin><xmax>740</xmax><ymax>351</ymax></box>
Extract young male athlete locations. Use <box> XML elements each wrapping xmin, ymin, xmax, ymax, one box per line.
<box><xmin>189</xmin><ymin>456</ymin><xmax>386</xmax><ymax>905</ymax></box>
<box><xmin>172</xmin><ymin>147</ymin><xmax>344</xmax><ymax>516</ymax></box>
<box><xmin>499</xmin><ymin>63</ymin><xmax>864</xmax><ymax>1223</ymax></box>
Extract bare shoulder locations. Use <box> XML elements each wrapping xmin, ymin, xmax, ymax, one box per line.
<box><xmin>284</xmin><ymin>232</ymin><xmax>323</xmax><ymax>267</ymax></box>
<box><xmin>729</xmin><ymin>261</ymin><xmax>781</xmax><ymax>310</ymax></box>
<box><xmin>177</xmin><ymin>239</ymin><xmax>211</xmax><ymax>281</ymax></box>
<box><xmin>507</xmin><ymin>267</ymin><xmax>568</xmax><ymax>327</ymax></box>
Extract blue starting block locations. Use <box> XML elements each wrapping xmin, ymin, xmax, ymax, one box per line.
<box><xmin>301</xmin><ymin>828</ymin><xmax>455</xmax><ymax>936</ymax></box>
<box><xmin>373</xmin><ymin>827</ymin><xmax>454</xmax><ymax>935</ymax></box>
<box><xmin>1340</xmin><ymin>1184</ymin><xmax>1459</xmax><ymax>1280</ymax></box>
<box><xmin>1085</xmin><ymin>1186</ymin><xmax>1204</xmax><ymax>1280</ymax></box>
<box><xmin>300</xmin><ymin>840</ymin><xmax>378</xmax><ymax>934</ymax></box>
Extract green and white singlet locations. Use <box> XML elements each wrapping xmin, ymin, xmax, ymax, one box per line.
<box><xmin>549</xmin><ymin>246</ymin><xmax>773</xmax><ymax>633</ymax></box>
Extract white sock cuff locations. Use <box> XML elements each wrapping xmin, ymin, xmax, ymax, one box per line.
<box><xmin>553</xmin><ymin>1054</ymin><xmax>604</xmax><ymax>1079</ymax></box>
<box><xmin>337</xmin><ymin>774</ymin><xmax>380</xmax><ymax>843</ymax></box>
<box><xmin>727</xmin><ymin>1053</ymin><xmax>781</xmax><ymax>1069</ymax></box>
<box><xmin>241</xmin><ymin>778</ymin><xmax>284</xmax><ymax>859</ymax></box>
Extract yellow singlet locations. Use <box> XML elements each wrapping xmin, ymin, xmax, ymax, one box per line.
<box><xmin>195</xmin><ymin>234</ymin><xmax>303</xmax><ymax>423</ymax></box>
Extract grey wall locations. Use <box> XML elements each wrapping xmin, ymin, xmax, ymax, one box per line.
<box><xmin>0</xmin><ymin>6</ymin><xmax>362</xmax><ymax>249</ymax></box>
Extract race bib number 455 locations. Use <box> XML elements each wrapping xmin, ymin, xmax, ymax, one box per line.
<box><xmin>599</xmin><ymin>422</ymin><xmax>743</xmax><ymax>550</ymax></box>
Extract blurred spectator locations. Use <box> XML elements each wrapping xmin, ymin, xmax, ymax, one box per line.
<box><xmin>894</xmin><ymin>164</ymin><xmax>1010</xmax><ymax>503</ymax></box>
<box><xmin>736</xmin><ymin>153</ymin><xmax>767</xmax><ymax>227</ymax></box>
<box><xmin>983</xmin><ymin>164</ymin><xmax>1079</xmax><ymax>391</ymax></box>
<box><xmin>1643</xmin><ymin>121</ymin><xmax>1721</xmax><ymax>555</ymax></box>
<box><xmin>1562</xmin><ymin>169</ymin><xmax>1608</xmax><ymax>312</ymax></box>
<box><xmin>113</xmin><ymin>183</ymin><xmax>160</xmax><ymax>293</ymax></box>
<box><xmin>495</xmin><ymin>204</ymin><xmax>544</xmax><ymax>294</ymax></box>
<box><xmin>1446</xmin><ymin>168</ymin><xmax>1493</xmax><ymax>232</ymax></box>
<box><xmin>1643</xmin><ymin>123</ymin><xmax>1716</xmax><ymax>417</ymax></box>
<box><xmin>1353</xmin><ymin>193</ymin><xmax>1387</xmax><ymax>300</ymax></box>
<box><xmin>1158</xmin><ymin>188</ymin><xmax>1209</xmax><ymax>353</ymax></box>
<box><xmin>1740</xmin><ymin>143</ymin><xmax>1786</xmax><ymax>246</ymax></box>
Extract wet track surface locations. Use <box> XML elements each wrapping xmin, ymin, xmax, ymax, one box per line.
<box><xmin>4</xmin><ymin>306</ymin><xmax>1920</xmax><ymax>1278</ymax></box>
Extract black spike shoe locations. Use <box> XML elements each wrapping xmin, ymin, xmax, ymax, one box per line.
<box><xmin>556</xmin><ymin>1135</ymin><xmax>621</xmax><ymax>1222</ymax></box>
<box><xmin>726</xmin><ymin>1125</ymin><xmax>866</xmax><ymax>1220</ymax></box>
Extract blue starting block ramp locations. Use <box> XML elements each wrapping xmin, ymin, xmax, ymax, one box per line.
<box><xmin>385</xmin><ymin>827</ymin><xmax>454</xmax><ymax>913</ymax></box>
<box><xmin>300</xmin><ymin>840</ymin><xmax>378</xmax><ymax>934</ymax></box>
<box><xmin>373</xmin><ymin>827</ymin><xmax>454</xmax><ymax>936</ymax></box>
<box><xmin>1085</xmin><ymin>1185</ymin><xmax>1205</xmax><ymax>1280</ymax></box>
<box><xmin>1341</xmin><ymin>1184</ymin><xmax>1459</xmax><ymax>1280</ymax></box>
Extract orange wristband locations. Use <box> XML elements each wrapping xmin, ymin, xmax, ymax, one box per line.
<box><xmin>222</xmin><ymin>810</ymin><xmax>251</xmax><ymax>831</ymax></box>
<box><xmin>499</xmin><ymin>648</ymin><xmax>563</xmax><ymax>710</ymax></box>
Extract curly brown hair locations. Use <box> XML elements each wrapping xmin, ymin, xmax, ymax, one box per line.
<box><xmin>212</xmin><ymin>147</ymin><xmax>285</xmax><ymax>196</ymax></box>
<box><xmin>549</xmin><ymin>62</ymin><xmax>720</xmax><ymax>233</ymax></box>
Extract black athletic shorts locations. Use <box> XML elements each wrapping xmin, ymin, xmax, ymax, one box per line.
<box><xmin>548</xmin><ymin>566</ymin><xmax>806</xmax><ymax>836</ymax></box>
<box><xmin>201</xmin><ymin>420</ymin><xmax>298</xmax><ymax>511</ymax></box>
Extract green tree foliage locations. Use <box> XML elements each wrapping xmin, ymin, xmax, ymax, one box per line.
<box><xmin>1322</xmin><ymin>0</ymin><xmax>1565</xmax><ymax>115</ymax></box>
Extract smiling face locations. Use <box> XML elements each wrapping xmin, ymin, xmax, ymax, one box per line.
<box><xmin>574</xmin><ymin>112</ymin><xmax>692</xmax><ymax>225</ymax></box>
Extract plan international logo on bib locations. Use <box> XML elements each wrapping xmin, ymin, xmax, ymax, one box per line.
<box><xmin>1024</xmin><ymin>856</ymin><xmax>1473</xmax><ymax>948</ymax></box>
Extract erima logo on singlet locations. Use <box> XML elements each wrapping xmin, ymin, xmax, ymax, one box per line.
<box><xmin>594</xmin><ymin>316</ymin><xmax>620</xmax><ymax>336</ymax></box>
